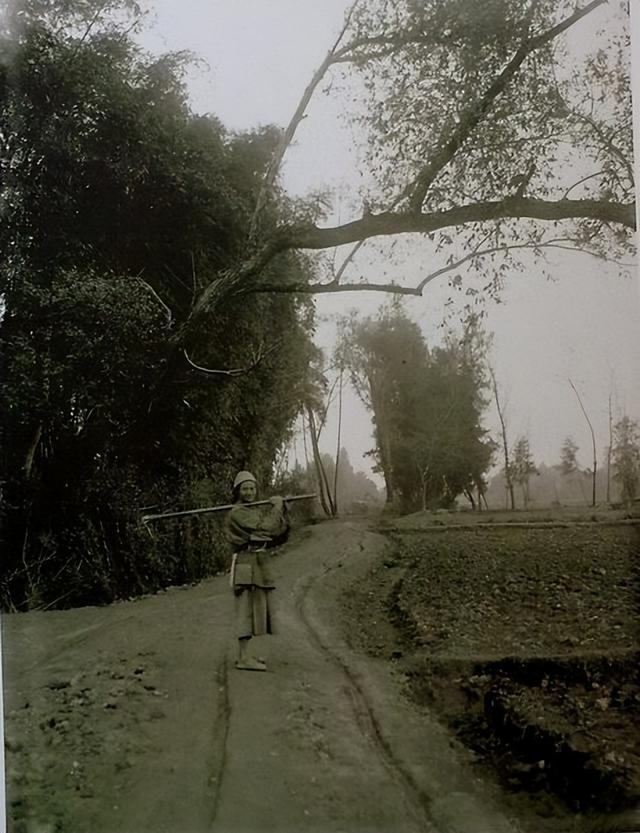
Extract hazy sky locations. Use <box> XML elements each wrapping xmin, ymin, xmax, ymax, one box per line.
<box><xmin>139</xmin><ymin>1</ymin><xmax>640</xmax><ymax>484</ymax></box>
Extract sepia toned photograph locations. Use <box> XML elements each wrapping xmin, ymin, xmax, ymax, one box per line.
<box><xmin>0</xmin><ymin>0</ymin><xmax>639</xmax><ymax>831</ymax></box>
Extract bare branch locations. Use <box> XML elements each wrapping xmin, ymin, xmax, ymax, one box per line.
<box><xmin>249</xmin><ymin>2</ymin><xmax>359</xmax><ymax>239</ymax></box>
<box><xmin>132</xmin><ymin>276</ymin><xmax>173</xmax><ymax>324</ymax></box>
<box><xmin>540</xmin><ymin>243</ymin><xmax>635</xmax><ymax>267</ymax></box>
<box><xmin>333</xmin><ymin>239</ymin><xmax>366</xmax><ymax>284</ymax></box>
<box><xmin>570</xmin><ymin>110</ymin><xmax>635</xmax><ymax>186</ymax></box>
<box><xmin>561</xmin><ymin>170</ymin><xmax>607</xmax><ymax>199</ymax></box>
<box><xmin>417</xmin><ymin>233</ymin><xmax>637</xmax><ymax>292</ymax></box>
<box><xmin>183</xmin><ymin>349</ymin><xmax>246</xmax><ymax>377</ymax></box>
<box><xmin>182</xmin><ymin>340</ymin><xmax>280</xmax><ymax>378</ymax></box>
<box><xmin>416</xmin><ymin>231</ymin><xmax>493</xmax><ymax>292</ymax></box>
<box><xmin>251</xmin><ymin>230</ymin><xmax>634</xmax><ymax>298</ymax></box>
<box><xmin>329</xmin><ymin>189</ymin><xmax>416</xmax><ymax>284</ymax></box>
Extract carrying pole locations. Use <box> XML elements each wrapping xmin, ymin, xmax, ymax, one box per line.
<box><xmin>141</xmin><ymin>493</ymin><xmax>317</xmax><ymax>524</ymax></box>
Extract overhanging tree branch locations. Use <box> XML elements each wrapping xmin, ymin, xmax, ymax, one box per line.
<box><xmin>252</xmin><ymin>229</ymin><xmax>635</xmax><ymax>297</ymax></box>
<box><xmin>177</xmin><ymin>196</ymin><xmax>634</xmax><ymax>326</ymax></box>
<box><xmin>254</xmin><ymin>281</ymin><xmax>421</xmax><ymax>296</ymax></box>
<box><xmin>277</xmin><ymin>196</ymin><xmax>634</xmax><ymax>252</ymax></box>
<box><xmin>174</xmin><ymin>0</ymin><xmax>630</xmax><ymax>357</ymax></box>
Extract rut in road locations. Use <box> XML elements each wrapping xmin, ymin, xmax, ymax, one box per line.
<box><xmin>209</xmin><ymin>523</ymin><xmax>517</xmax><ymax>833</ymax></box>
<box><xmin>208</xmin><ymin>653</ymin><xmax>232</xmax><ymax>826</ymax></box>
<box><xmin>209</xmin><ymin>527</ymin><xmax>435</xmax><ymax>833</ymax></box>
<box><xmin>293</xmin><ymin>570</ymin><xmax>436</xmax><ymax>833</ymax></box>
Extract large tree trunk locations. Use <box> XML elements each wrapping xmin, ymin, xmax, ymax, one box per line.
<box><xmin>378</xmin><ymin>430</ymin><xmax>394</xmax><ymax>506</ymax></box>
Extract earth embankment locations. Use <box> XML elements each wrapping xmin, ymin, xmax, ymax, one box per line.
<box><xmin>344</xmin><ymin>515</ymin><xmax>640</xmax><ymax>832</ymax></box>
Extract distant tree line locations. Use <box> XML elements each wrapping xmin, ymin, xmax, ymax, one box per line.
<box><xmin>276</xmin><ymin>449</ymin><xmax>383</xmax><ymax>518</ymax></box>
<box><xmin>486</xmin><ymin>419</ymin><xmax>640</xmax><ymax>510</ymax></box>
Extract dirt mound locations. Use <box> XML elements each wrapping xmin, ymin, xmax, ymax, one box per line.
<box><xmin>5</xmin><ymin>651</ymin><xmax>163</xmax><ymax>830</ymax></box>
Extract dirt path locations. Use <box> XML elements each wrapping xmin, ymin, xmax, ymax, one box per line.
<box><xmin>3</xmin><ymin>520</ymin><xmax>521</xmax><ymax>833</ymax></box>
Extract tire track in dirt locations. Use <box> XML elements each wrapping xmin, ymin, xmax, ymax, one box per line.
<box><xmin>211</xmin><ymin>527</ymin><xmax>435</xmax><ymax>833</ymax></box>
<box><xmin>292</xmin><ymin>571</ymin><xmax>436</xmax><ymax>833</ymax></box>
<box><xmin>208</xmin><ymin>523</ymin><xmax>517</xmax><ymax>833</ymax></box>
<box><xmin>209</xmin><ymin>651</ymin><xmax>232</xmax><ymax>828</ymax></box>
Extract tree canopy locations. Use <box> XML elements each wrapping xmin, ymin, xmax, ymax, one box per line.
<box><xmin>560</xmin><ymin>437</ymin><xmax>580</xmax><ymax>476</ymax></box>
<box><xmin>0</xmin><ymin>2</ymin><xmax>319</xmax><ymax>608</ymax></box>
<box><xmin>337</xmin><ymin>304</ymin><xmax>494</xmax><ymax>510</ymax></box>
<box><xmin>181</xmin><ymin>0</ymin><xmax>634</xmax><ymax>331</ymax></box>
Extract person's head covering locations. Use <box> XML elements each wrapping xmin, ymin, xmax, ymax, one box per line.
<box><xmin>233</xmin><ymin>470</ymin><xmax>257</xmax><ymax>490</ymax></box>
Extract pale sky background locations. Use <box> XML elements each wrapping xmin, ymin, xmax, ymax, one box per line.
<box><xmin>139</xmin><ymin>0</ymin><xmax>640</xmax><ymax>486</ymax></box>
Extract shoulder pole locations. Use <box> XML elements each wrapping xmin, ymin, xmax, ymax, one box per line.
<box><xmin>141</xmin><ymin>493</ymin><xmax>317</xmax><ymax>524</ymax></box>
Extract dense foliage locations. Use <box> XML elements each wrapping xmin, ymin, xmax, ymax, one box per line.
<box><xmin>337</xmin><ymin>305</ymin><xmax>494</xmax><ymax>511</ymax></box>
<box><xmin>0</xmin><ymin>4</ymin><xmax>317</xmax><ymax>609</ymax></box>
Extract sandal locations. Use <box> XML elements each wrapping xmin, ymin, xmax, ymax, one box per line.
<box><xmin>235</xmin><ymin>657</ymin><xmax>267</xmax><ymax>672</ymax></box>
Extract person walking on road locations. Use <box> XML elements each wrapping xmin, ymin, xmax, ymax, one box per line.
<box><xmin>225</xmin><ymin>471</ymin><xmax>290</xmax><ymax>671</ymax></box>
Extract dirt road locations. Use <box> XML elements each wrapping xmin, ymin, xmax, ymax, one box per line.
<box><xmin>3</xmin><ymin>520</ymin><xmax>520</xmax><ymax>833</ymax></box>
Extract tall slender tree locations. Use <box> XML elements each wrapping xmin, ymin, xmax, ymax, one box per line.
<box><xmin>511</xmin><ymin>436</ymin><xmax>538</xmax><ymax>510</ymax></box>
<box><xmin>490</xmin><ymin>368</ymin><xmax>516</xmax><ymax>511</ymax></box>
